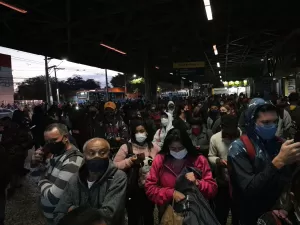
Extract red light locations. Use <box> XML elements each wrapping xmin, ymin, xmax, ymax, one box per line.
<box><xmin>100</xmin><ymin>43</ymin><xmax>126</xmax><ymax>55</ymax></box>
<box><xmin>0</xmin><ymin>1</ymin><xmax>27</xmax><ymax>13</ymax></box>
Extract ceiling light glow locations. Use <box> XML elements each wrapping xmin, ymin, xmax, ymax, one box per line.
<box><xmin>213</xmin><ymin>45</ymin><xmax>218</xmax><ymax>55</ymax></box>
<box><xmin>0</xmin><ymin>1</ymin><xmax>27</xmax><ymax>13</ymax></box>
<box><xmin>217</xmin><ymin>62</ymin><xmax>220</xmax><ymax>67</ymax></box>
<box><xmin>219</xmin><ymin>71</ymin><xmax>221</xmax><ymax>74</ymax></box>
<box><xmin>100</xmin><ymin>43</ymin><xmax>126</xmax><ymax>55</ymax></box>
<box><xmin>182</xmin><ymin>77</ymin><xmax>186</xmax><ymax>80</ymax></box>
<box><xmin>205</xmin><ymin>5</ymin><xmax>213</xmax><ymax>20</ymax></box>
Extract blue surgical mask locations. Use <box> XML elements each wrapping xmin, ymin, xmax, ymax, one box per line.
<box><xmin>255</xmin><ymin>123</ymin><xmax>277</xmax><ymax>140</ymax></box>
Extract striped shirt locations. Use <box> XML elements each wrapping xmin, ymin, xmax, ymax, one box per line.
<box><xmin>38</xmin><ymin>145</ymin><xmax>83</xmax><ymax>224</ymax></box>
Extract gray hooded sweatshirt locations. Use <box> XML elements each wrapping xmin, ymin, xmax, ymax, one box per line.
<box><xmin>53</xmin><ymin>160</ymin><xmax>127</xmax><ymax>225</ymax></box>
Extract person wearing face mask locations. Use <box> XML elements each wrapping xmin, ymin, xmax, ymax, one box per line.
<box><xmin>54</xmin><ymin>138</ymin><xmax>127</xmax><ymax>225</ymax></box>
<box><xmin>228</xmin><ymin>98</ymin><xmax>300</xmax><ymax>225</ymax></box>
<box><xmin>153</xmin><ymin>112</ymin><xmax>173</xmax><ymax>148</ymax></box>
<box><xmin>166</xmin><ymin>101</ymin><xmax>175</xmax><ymax>121</ymax></box>
<box><xmin>102</xmin><ymin>102</ymin><xmax>129</xmax><ymax>155</ymax></box>
<box><xmin>207</xmin><ymin>103</ymin><xmax>220</xmax><ymax>130</ymax></box>
<box><xmin>113</xmin><ymin>119</ymin><xmax>160</xmax><ymax>225</ymax></box>
<box><xmin>189</xmin><ymin>118</ymin><xmax>212</xmax><ymax>157</ymax></box>
<box><xmin>209</xmin><ymin>114</ymin><xmax>241</xmax><ymax>225</ymax></box>
<box><xmin>212</xmin><ymin>104</ymin><xmax>232</xmax><ymax>134</ymax></box>
<box><xmin>31</xmin><ymin>123</ymin><xmax>84</xmax><ymax>225</ymax></box>
<box><xmin>145</xmin><ymin>128</ymin><xmax>217</xmax><ymax>221</ymax></box>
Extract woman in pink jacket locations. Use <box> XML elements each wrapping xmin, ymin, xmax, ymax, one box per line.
<box><xmin>145</xmin><ymin>128</ymin><xmax>217</xmax><ymax>217</ymax></box>
<box><xmin>114</xmin><ymin>119</ymin><xmax>160</xmax><ymax>225</ymax></box>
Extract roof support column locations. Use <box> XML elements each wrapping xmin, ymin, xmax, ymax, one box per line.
<box><xmin>144</xmin><ymin>50</ymin><xmax>150</xmax><ymax>101</ymax></box>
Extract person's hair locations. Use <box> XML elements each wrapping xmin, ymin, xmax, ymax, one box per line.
<box><xmin>291</xmin><ymin>167</ymin><xmax>300</xmax><ymax>202</ymax></box>
<box><xmin>161</xmin><ymin>112</ymin><xmax>168</xmax><ymax>118</ymax></box>
<box><xmin>289</xmin><ymin>92</ymin><xmax>299</xmax><ymax>103</ymax></box>
<box><xmin>57</xmin><ymin>207</ymin><xmax>105</xmax><ymax>225</ymax></box>
<box><xmin>220</xmin><ymin>104</ymin><xmax>231</xmax><ymax>111</ymax></box>
<box><xmin>45</xmin><ymin>123</ymin><xmax>68</xmax><ymax>136</ymax></box>
<box><xmin>174</xmin><ymin>104</ymin><xmax>185</xmax><ymax>118</ymax></box>
<box><xmin>254</xmin><ymin>104</ymin><xmax>278</xmax><ymax>120</ymax></box>
<box><xmin>160</xmin><ymin>128</ymin><xmax>199</xmax><ymax>156</ymax></box>
<box><xmin>130</xmin><ymin>119</ymin><xmax>153</xmax><ymax>149</ymax></box>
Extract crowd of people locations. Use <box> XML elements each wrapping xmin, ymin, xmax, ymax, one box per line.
<box><xmin>0</xmin><ymin>92</ymin><xmax>300</xmax><ymax>225</ymax></box>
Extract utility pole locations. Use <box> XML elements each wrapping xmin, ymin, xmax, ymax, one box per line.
<box><xmin>44</xmin><ymin>56</ymin><xmax>50</xmax><ymax>105</ymax></box>
<box><xmin>105</xmin><ymin>69</ymin><xmax>109</xmax><ymax>101</ymax></box>
<box><xmin>53</xmin><ymin>67</ymin><xmax>65</xmax><ymax>103</ymax></box>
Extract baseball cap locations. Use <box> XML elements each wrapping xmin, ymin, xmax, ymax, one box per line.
<box><xmin>104</xmin><ymin>101</ymin><xmax>116</xmax><ymax>110</ymax></box>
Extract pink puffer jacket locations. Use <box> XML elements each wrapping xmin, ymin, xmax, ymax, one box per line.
<box><xmin>145</xmin><ymin>154</ymin><xmax>217</xmax><ymax>206</ymax></box>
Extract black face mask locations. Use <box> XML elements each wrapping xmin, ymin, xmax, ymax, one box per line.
<box><xmin>86</xmin><ymin>158</ymin><xmax>109</xmax><ymax>173</ymax></box>
<box><xmin>44</xmin><ymin>141</ymin><xmax>66</xmax><ymax>156</ymax></box>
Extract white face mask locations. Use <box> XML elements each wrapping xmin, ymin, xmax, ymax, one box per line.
<box><xmin>170</xmin><ymin>149</ymin><xmax>188</xmax><ymax>159</ymax></box>
<box><xmin>135</xmin><ymin>133</ymin><xmax>147</xmax><ymax>143</ymax></box>
<box><xmin>161</xmin><ymin>118</ymin><xmax>169</xmax><ymax>127</ymax></box>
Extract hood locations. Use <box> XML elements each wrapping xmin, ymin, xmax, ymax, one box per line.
<box><xmin>78</xmin><ymin>159</ymin><xmax>117</xmax><ymax>187</ymax></box>
<box><xmin>167</xmin><ymin>101</ymin><xmax>175</xmax><ymax>108</ymax></box>
<box><xmin>245</xmin><ymin>98</ymin><xmax>271</xmax><ymax>135</ymax></box>
<box><xmin>163</xmin><ymin>112</ymin><xmax>174</xmax><ymax>132</ymax></box>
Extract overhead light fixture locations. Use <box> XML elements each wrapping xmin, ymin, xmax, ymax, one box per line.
<box><xmin>133</xmin><ymin>74</ymin><xmax>137</xmax><ymax>78</ymax></box>
<box><xmin>213</xmin><ymin>45</ymin><xmax>218</xmax><ymax>55</ymax></box>
<box><xmin>0</xmin><ymin>1</ymin><xmax>27</xmax><ymax>13</ymax></box>
<box><xmin>100</xmin><ymin>43</ymin><xmax>126</xmax><ymax>55</ymax></box>
<box><xmin>170</xmin><ymin>72</ymin><xmax>173</xmax><ymax>75</ymax></box>
<box><xmin>189</xmin><ymin>80</ymin><xmax>192</xmax><ymax>83</ymax></box>
<box><xmin>219</xmin><ymin>71</ymin><xmax>221</xmax><ymax>74</ymax></box>
<box><xmin>268</xmin><ymin>58</ymin><xmax>271</xmax><ymax>61</ymax></box>
<box><xmin>217</xmin><ymin>62</ymin><xmax>220</xmax><ymax>67</ymax></box>
<box><xmin>219</xmin><ymin>76</ymin><xmax>222</xmax><ymax>78</ymax></box>
<box><xmin>155</xmin><ymin>66</ymin><xmax>160</xmax><ymax>69</ymax></box>
<box><xmin>261</xmin><ymin>58</ymin><xmax>264</xmax><ymax>62</ymax></box>
<box><xmin>205</xmin><ymin>5</ymin><xmax>213</xmax><ymax>20</ymax></box>
<box><xmin>182</xmin><ymin>77</ymin><xmax>186</xmax><ymax>80</ymax></box>
<box><xmin>203</xmin><ymin>0</ymin><xmax>213</xmax><ymax>20</ymax></box>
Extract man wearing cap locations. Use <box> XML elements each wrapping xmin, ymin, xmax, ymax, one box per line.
<box><xmin>103</xmin><ymin>101</ymin><xmax>128</xmax><ymax>155</ymax></box>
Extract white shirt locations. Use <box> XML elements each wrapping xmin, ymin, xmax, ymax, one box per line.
<box><xmin>87</xmin><ymin>180</ymin><xmax>95</xmax><ymax>189</ymax></box>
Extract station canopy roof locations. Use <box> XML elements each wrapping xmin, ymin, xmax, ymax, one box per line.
<box><xmin>0</xmin><ymin>0</ymin><xmax>299</xmax><ymax>84</ymax></box>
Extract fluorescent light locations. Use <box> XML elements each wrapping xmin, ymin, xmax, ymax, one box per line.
<box><xmin>0</xmin><ymin>1</ymin><xmax>27</xmax><ymax>13</ymax></box>
<box><xmin>205</xmin><ymin>5</ymin><xmax>213</xmax><ymax>20</ymax></box>
<box><xmin>189</xmin><ymin>80</ymin><xmax>192</xmax><ymax>83</ymax></box>
<box><xmin>170</xmin><ymin>72</ymin><xmax>173</xmax><ymax>75</ymax></box>
<box><xmin>219</xmin><ymin>76</ymin><xmax>222</xmax><ymax>78</ymax></box>
<box><xmin>203</xmin><ymin>0</ymin><xmax>210</xmax><ymax>5</ymax></box>
<box><xmin>155</xmin><ymin>66</ymin><xmax>160</xmax><ymax>69</ymax></box>
<box><xmin>100</xmin><ymin>43</ymin><xmax>126</xmax><ymax>55</ymax></box>
<box><xmin>213</xmin><ymin>45</ymin><xmax>218</xmax><ymax>55</ymax></box>
<box><xmin>182</xmin><ymin>77</ymin><xmax>186</xmax><ymax>80</ymax></box>
<box><xmin>217</xmin><ymin>62</ymin><xmax>220</xmax><ymax>67</ymax></box>
<box><xmin>219</xmin><ymin>71</ymin><xmax>221</xmax><ymax>74</ymax></box>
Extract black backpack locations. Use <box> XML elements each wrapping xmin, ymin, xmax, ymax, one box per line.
<box><xmin>175</xmin><ymin>167</ymin><xmax>220</xmax><ymax>225</ymax></box>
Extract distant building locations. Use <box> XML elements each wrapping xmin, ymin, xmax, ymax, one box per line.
<box><xmin>0</xmin><ymin>53</ymin><xmax>14</xmax><ymax>104</ymax></box>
